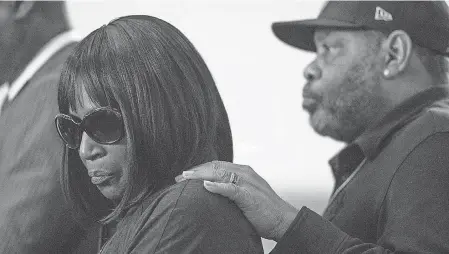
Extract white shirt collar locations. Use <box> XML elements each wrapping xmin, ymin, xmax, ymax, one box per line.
<box><xmin>0</xmin><ymin>31</ymin><xmax>79</xmax><ymax>115</ymax></box>
<box><xmin>0</xmin><ymin>84</ymin><xmax>7</xmax><ymax>113</ymax></box>
<box><xmin>6</xmin><ymin>30</ymin><xmax>80</xmax><ymax>101</ymax></box>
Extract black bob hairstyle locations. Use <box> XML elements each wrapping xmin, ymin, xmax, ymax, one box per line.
<box><xmin>57</xmin><ymin>15</ymin><xmax>233</xmax><ymax>224</ymax></box>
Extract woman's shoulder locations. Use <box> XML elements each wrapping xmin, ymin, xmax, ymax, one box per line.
<box><xmin>137</xmin><ymin>179</ymin><xmax>262</xmax><ymax>253</ymax></box>
<box><xmin>138</xmin><ymin>179</ymin><xmax>259</xmax><ymax>236</ymax></box>
<box><xmin>151</xmin><ymin>179</ymin><xmax>243</xmax><ymax>220</ymax></box>
<box><xmin>173</xmin><ymin>179</ymin><xmax>234</xmax><ymax>208</ymax></box>
<box><xmin>115</xmin><ymin>180</ymin><xmax>263</xmax><ymax>254</ymax></box>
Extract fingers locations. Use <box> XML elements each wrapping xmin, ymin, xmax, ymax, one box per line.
<box><xmin>204</xmin><ymin>181</ymin><xmax>254</xmax><ymax>211</ymax></box>
<box><xmin>203</xmin><ymin>181</ymin><xmax>239</xmax><ymax>200</ymax></box>
<box><xmin>174</xmin><ymin>170</ymin><xmax>240</xmax><ymax>185</ymax></box>
<box><xmin>179</xmin><ymin>161</ymin><xmax>247</xmax><ymax>183</ymax></box>
<box><xmin>189</xmin><ymin>161</ymin><xmax>252</xmax><ymax>174</ymax></box>
<box><xmin>188</xmin><ymin>160</ymin><xmax>235</xmax><ymax>172</ymax></box>
<box><xmin>182</xmin><ymin>162</ymin><xmax>226</xmax><ymax>182</ymax></box>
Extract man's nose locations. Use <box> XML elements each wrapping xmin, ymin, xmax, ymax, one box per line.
<box><xmin>78</xmin><ymin>132</ymin><xmax>104</xmax><ymax>161</ymax></box>
<box><xmin>303</xmin><ymin>59</ymin><xmax>321</xmax><ymax>82</ymax></box>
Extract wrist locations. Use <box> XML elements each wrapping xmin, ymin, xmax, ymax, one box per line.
<box><xmin>273</xmin><ymin>203</ymin><xmax>299</xmax><ymax>241</ymax></box>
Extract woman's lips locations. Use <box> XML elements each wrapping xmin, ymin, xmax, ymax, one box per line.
<box><xmin>91</xmin><ymin>175</ymin><xmax>114</xmax><ymax>185</ymax></box>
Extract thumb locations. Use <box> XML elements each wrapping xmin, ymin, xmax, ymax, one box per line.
<box><xmin>203</xmin><ymin>180</ymin><xmax>238</xmax><ymax>200</ymax></box>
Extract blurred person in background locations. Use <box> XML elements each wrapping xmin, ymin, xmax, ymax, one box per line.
<box><xmin>0</xmin><ymin>1</ymin><xmax>100</xmax><ymax>253</ymax></box>
<box><xmin>179</xmin><ymin>1</ymin><xmax>449</xmax><ymax>253</ymax></box>
<box><xmin>55</xmin><ymin>15</ymin><xmax>263</xmax><ymax>253</ymax></box>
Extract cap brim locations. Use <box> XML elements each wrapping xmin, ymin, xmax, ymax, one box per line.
<box><xmin>272</xmin><ymin>19</ymin><xmax>362</xmax><ymax>52</ymax></box>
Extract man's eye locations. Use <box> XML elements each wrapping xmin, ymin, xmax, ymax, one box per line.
<box><xmin>317</xmin><ymin>44</ymin><xmax>332</xmax><ymax>55</ymax></box>
<box><xmin>317</xmin><ymin>44</ymin><xmax>328</xmax><ymax>55</ymax></box>
<box><xmin>326</xmin><ymin>44</ymin><xmax>339</xmax><ymax>52</ymax></box>
<box><xmin>324</xmin><ymin>44</ymin><xmax>340</xmax><ymax>56</ymax></box>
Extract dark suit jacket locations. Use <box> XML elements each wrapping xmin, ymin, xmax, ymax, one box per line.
<box><xmin>0</xmin><ymin>43</ymin><xmax>100</xmax><ymax>253</ymax></box>
<box><xmin>272</xmin><ymin>87</ymin><xmax>449</xmax><ymax>253</ymax></box>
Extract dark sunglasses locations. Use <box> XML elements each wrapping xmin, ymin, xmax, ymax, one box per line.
<box><xmin>55</xmin><ymin>107</ymin><xmax>124</xmax><ymax>149</ymax></box>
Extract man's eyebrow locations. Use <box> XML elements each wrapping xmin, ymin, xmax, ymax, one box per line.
<box><xmin>314</xmin><ymin>30</ymin><xmax>332</xmax><ymax>44</ymax></box>
<box><xmin>317</xmin><ymin>31</ymin><xmax>351</xmax><ymax>46</ymax></box>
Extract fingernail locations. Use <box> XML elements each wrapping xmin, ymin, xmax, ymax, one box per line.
<box><xmin>174</xmin><ymin>175</ymin><xmax>185</xmax><ymax>182</ymax></box>
<box><xmin>182</xmin><ymin>171</ymin><xmax>194</xmax><ymax>178</ymax></box>
<box><xmin>204</xmin><ymin>180</ymin><xmax>214</xmax><ymax>187</ymax></box>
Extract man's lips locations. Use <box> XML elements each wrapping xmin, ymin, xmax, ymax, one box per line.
<box><xmin>302</xmin><ymin>97</ymin><xmax>318</xmax><ymax>112</ymax></box>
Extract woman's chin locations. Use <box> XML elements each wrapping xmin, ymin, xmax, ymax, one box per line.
<box><xmin>97</xmin><ymin>185</ymin><xmax>123</xmax><ymax>202</ymax></box>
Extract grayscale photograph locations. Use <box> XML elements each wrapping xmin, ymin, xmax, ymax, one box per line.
<box><xmin>0</xmin><ymin>0</ymin><xmax>448</xmax><ymax>253</ymax></box>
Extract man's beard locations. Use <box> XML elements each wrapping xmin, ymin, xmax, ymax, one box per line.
<box><xmin>310</xmin><ymin>61</ymin><xmax>389</xmax><ymax>143</ymax></box>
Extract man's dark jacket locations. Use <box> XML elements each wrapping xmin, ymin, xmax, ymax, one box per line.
<box><xmin>0</xmin><ymin>43</ymin><xmax>100</xmax><ymax>253</ymax></box>
<box><xmin>272</xmin><ymin>87</ymin><xmax>449</xmax><ymax>253</ymax></box>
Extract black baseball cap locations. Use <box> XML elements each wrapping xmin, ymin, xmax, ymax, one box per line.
<box><xmin>272</xmin><ymin>1</ymin><xmax>449</xmax><ymax>57</ymax></box>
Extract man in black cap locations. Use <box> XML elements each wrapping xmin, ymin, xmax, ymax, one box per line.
<box><xmin>178</xmin><ymin>1</ymin><xmax>449</xmax><ymax>253</ymax></box>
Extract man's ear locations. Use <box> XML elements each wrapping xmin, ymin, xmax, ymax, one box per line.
<box><xmin>381</xmin><ymin>30</ymin><xmax>413</xmax><ymax>79</ymax></box>
<box><xmin>13</xmin><ymin>1</ymin><xmax>35</xmax><ymax>21</ymax></box>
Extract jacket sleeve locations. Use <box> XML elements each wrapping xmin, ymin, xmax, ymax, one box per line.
<box><xmin>271</xmin><ymin>132</ymin><xmax>449</xmax><ymax>254</ymax></box>
<box><xmin>129</xmin><ymin>180</ymin><xmax>264</xmax><ymax>254</ymax></box>
<box><xmin>0</xmin><ymin>74</ymin><xmax>98</xmax><ymax>253</ymax></box>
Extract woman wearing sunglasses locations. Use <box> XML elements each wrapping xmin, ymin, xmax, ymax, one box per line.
<box><xmin>54</xmin><ymin>15</ymin><xmax>263</xmax><ymax>253</ymax></box>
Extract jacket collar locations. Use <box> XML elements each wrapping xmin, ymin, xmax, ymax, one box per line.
<box><xmin>7</xmin><ymin>30</ymin><xmax>80</xmax><ymax>101</ymax></box>
<box><xmin>0</xmin><ymin>31</ymin><xmax>80</xmax><ymax>115</ymax></box>
<box><xmin>329</xmin><ymin>86</ymin><xmax>449</xmax><ymax>178</ymax></box>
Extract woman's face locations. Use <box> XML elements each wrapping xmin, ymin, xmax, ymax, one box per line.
<box><xmin>71</xmin><ymin>87</ymin><xmax>129</xmax><ymax>202</ymax></box>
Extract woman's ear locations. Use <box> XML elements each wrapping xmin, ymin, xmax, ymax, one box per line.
<box><xmin>381</xmin><ymin>30</ymin><xmax>413</xmax><ymax>79</ymax></box>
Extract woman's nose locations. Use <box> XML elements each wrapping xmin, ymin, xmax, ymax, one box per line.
<box><xmin>78</xmin><ymin>132</ymin><xmax>105</xmax><ymax>161</ymax></box>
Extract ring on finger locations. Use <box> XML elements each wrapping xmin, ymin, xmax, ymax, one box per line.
<box><xmin>229</xmin><ymin>172</ymin><xmax>238</xmax><ymax>185</ymax></box>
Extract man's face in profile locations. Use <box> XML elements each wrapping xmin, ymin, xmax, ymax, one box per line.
<box><xmin>301</xmin><ymin>29</ymin><xmax>388</xmax><ymax>143</ymax></box>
